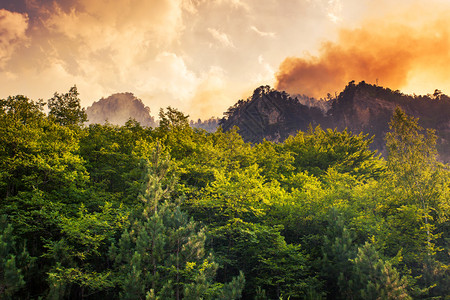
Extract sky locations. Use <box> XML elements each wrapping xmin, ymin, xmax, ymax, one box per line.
<box><xmin>1</xmin><ymin>0</ymin><xmax>450</xmax><ymax>119</ymax></box>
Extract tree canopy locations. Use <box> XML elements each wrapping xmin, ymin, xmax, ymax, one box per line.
<box><xmin>0</xmin><ymin>88</ymin><xmax>448</xmax><ymax>299</ymax></box>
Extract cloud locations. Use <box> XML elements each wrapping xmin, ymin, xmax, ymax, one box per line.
<box><xmin>41</xmin><ymin>0</ymin><xmax>186</xmax><ymax>70</ymax></box>
<box><xmin>4</xmin><ymin>0</ymin><xmax>449</xmax><ymax>121</ymax></box>
<box><xmin>118</xmin><ymin>51</ymin><xmax>199</xmax><ymax>115</ymax></box>
<box><xmin>0</xmin><ymin>9</ymin><xmax>29</xmax><ymax>68</ymax></box>
<box><xmin>326</xmin><ymin>0</ymin><xmax>343</xmax><ymax>23</ymax></box>
<box><xmin>275</xmin><ymin>4</ymin><xmax>450</xmax><ymax>98</ymax></box>
<box><xmin>250</xmin><ymin>26</ymin><xmax>275</xmax><ymax>38</ymax></box>
<box><xmin>207</xmin><ymin>28</ymin><xmax>235</xmax><ymax>48</ymax></box>
<box><xmin>216</xmin><ymin>0</ymin><xmax>250</xmax><ymax>11</ymax></box>
<box><xmin>0</xmin><ymin>0</ymin><xmax>344</xmax><ymax>118</ymax></box>
<box><xmin>147</xmin><ymin>52</ymin><xmax>197</xmax><ymax>100</ymax></box>
<box><xmin>189</xmin><ymin>66</ymin><xmax>229</xmax><ymax>118</ymax></box>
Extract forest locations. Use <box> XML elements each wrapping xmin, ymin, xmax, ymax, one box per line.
<box><xmin>0</xmin><ymin>87</ymin><xmax>449</xmax><ymax>299</ymax></box>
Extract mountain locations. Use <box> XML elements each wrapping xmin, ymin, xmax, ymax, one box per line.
<box><xmin>86</xmin><ymin>93</ymin><xmax>156</xmax><ymax>127</ymax></box>
<box><xmin>190</xmin><ymin>117</ymin><xmax>220</xmax><ymax>132</ymax></box>
<box><xmin>220</xmin><ymin>82</ymin><xmax>450</xmax><ymax>162</ymax></box>
<box><xmin>220</xmin><ymin>85</ymin><xmax>327</xmax><ymax>143</ymax></box>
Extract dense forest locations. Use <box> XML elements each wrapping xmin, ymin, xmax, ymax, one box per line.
<box><xmin>1</xmin><ymin>87</ymin><xmax>449</xmax><ymax>299</ymax></box>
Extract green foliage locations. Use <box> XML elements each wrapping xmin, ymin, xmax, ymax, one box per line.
<box><xmin>283</xmin><ymin>126</ymin><xmax>383</xmax><ymax>179</ymax></box>
<box><xmin>0</xmin><ymin>91</ymin><xmax>448</xmax><ymax>299</ymax></box>
<box><xmin>44</xmin><ymin>202</ymin><xmax>127</xmax><ymax>298</ymax></box>
<box><xmin>0</xmin><ymin>95</ymin><xmax>88</xmax><ymax>200</ymax></box>
<box><xmin>48</xmin><ymin>86</ymin><xmax>87</xmax><ymax>127</ymax></box>
<box><xmin>194</xmin><ymin>165</ymin><xmax>284</xmax><ymax>224</ymax></box>
<box><xmin>210</xmin><ymin>219</ymin><xmax>320</xmax><ymax>299</ymax></box>
<box><xmin>79</xmin><ymin>123</ymin><xmax>144</xmax><ymax>204</ymax></box>
<box><xmin>0</xmin><ymin>215</ymin><xmax>34</xmax><ymax>299</ymax></box>
<box><xmin>349</xmin><ymin>242</ymin><xmax>411</xmax><ymax>300</ymax></box>
<box><xmin>110</xmin><ymin>151</ymin><xmax>244</xmax><ymax>300</ymax></box>
<box><xmin>0</xmin><ymin>94</ymin><xmax>92</xmax><ymax>296</ymax></box>
<box><xmin>320</xmin><ymin>212</ymin><xmax>358</xmax><ymax>299</ymax></box>
<box><xmin>154</xmin><ymin>107</ymin><xmax>196</xmax><ymax>161</ymax></box>
<box><xmin>252</xmin><ymin>140</ymin><xmax>294</xmax><ymax>182</ymax></box>
<box><xmin>158</xmin><ymin>106</ymin><xmax>190</xmax><ymax>132</ymax></box>
<box><xmin>386</xmin><ymin>108</ymin><xmax>445</xmax><ymax>214</ymax></box>
<box><xmin>380</xmin><ymin>107</ymin><xmax>450</xmax><ymax>297</ymax></box>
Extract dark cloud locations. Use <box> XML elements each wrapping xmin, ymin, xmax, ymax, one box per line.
<box><xmin>0</xmin><ymin>0</ymin><xmax>27</xmax><ymax>13</ymax></box>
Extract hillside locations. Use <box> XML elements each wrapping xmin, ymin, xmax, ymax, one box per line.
<box><xmin>220</xmin><ymin>85</ymin><xmax>326</xmax><ymax>143</ymax></box>
<box><xmin>220</xmin><ymin>81</ymin><xmax>450</xmax><ymax>161</ymax></box>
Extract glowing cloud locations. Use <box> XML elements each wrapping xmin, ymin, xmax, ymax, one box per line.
<box><xmin>276</xmin><ymin>5</ymin><xmax>450</xmax><ymax>98</ymax></box>
<box><xmin>208</xmin><ymin>28</ymin><xmax>236</xmax><ymax>48</ymax></box>
<box><xmin>1</xmin><ymin>0</ymin><xmax>450</xmax><ymax>119</ymax></box>
<box><xmin>250</xmin><ymin>26</ymin><xmax>275</xmax><ymax>38</ymax></box>
<box><xmin>0</xmin><ymin>9</ymin><xmax>29</xmax><ymax>67</ymax></box>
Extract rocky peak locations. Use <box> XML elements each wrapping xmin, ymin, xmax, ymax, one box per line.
<box><xmin>220</xmin><ymin>86</ymin><xmax>325</xmax><ymax>143</ymax></box>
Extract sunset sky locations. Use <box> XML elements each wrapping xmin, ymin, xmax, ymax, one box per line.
<box><xmin>1</xmin><ymin>0</ymin><xmax>450</xmax><ymax>119</ymax></box>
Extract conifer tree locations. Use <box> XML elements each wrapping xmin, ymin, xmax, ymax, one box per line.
<box><xmin>320</xmin><ymin>211</ymin><xmax>357</xmax><ymax>299</ymax></box>
<box><xmin>0</xmin><ymin>215</ymin><xmax>34</xmax><ymax>299</ymax></box>
<box><xmin>109</xmin><ymin>145</ymin><xmax>244</xmax><ymax>299</ymax></box>
<box><xmin>350</xmin><ymin>242</ymin><xmax>411</xmax><ymax>300</ymax></box>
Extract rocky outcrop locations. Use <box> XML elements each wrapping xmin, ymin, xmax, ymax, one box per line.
<box><xmin>220</xmin><ymin>86</ymin><xmax>325</xmax><ymax>143</ymax></box>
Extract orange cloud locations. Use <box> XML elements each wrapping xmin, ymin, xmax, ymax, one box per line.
<box><xmin>275</xmin><ymin>5</ymin><xmax>450</xmax><ymax>98</ymax></box>
<box><xmin>0</xmin><ymin>9</ymin><xmax>29</xmax><ymax>68</ymax></box>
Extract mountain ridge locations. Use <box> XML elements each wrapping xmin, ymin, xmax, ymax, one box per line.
<box><xmin>220</xmin><ymin>81</ymin><xmax>450</xmax><ymax>161</ymax></box>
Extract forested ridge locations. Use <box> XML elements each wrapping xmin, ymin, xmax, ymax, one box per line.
<box><xmin>219</xmin><ymin>82</ymin><xmax>450</xmax><ymax>162</ymax></box>
<box><xmin>1</xmin><ymin>87</ymin><xmax>449</xmax><ymax>299</ymax></box>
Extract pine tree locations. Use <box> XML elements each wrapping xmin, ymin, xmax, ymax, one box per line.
<box><xmin>350</xmin><ymin>242</ymin><xmax>411</xmax><ymax>300</ymax></box>
<box><xmin>0</xmin><ymin>215</ymin><xmax>34</xmax><ymax>299</ymax></box>
<box><xmin>109</xmin><ymin>146</ymin><xmax>244</xmax><ymax>299</ymax></box>
<box><xmin>320</xmin><ymin>211</ymin><xmax>357</xmax><ymax>299</ymax></box>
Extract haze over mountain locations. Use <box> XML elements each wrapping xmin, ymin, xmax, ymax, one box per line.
<box><xmin>86</xmin><ymin>93</ymin><xmax>156</xmax><ymax>127</ymax></box>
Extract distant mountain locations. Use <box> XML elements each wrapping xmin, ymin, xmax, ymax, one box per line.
<box><xmin>86</xmin><ymin>93</ymin><xmax>156</xmax><ymax>127</ymax></box>
<box><xmin>220</xmin><ymin>82</ymin><xmax>450</xmax><ymax>162</ymax></box>
<box><xmin>190</xmin><ymin>117</ymin><xmax>220</xmax><ymax>133</ymax></box>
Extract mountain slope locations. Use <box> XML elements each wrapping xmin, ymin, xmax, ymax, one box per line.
<box><xmin>220</xmin><ymin>82</ymin><xmax>450</xmax><ymax>161</ymax></box>
<box><xmin>220</xmin><ymin>86</ymin><xmax>326</xmax><ymax>143</ymax></box>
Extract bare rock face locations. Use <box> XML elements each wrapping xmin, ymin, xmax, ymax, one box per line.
<box><xmin>220</xmin><ymin>82</ymin><xmax>450</xmax><ymax>162</ymax></box>
<box><xmin>86</xmin><ymin>93</ymin><xmax>156</xmax><ymax>127</ymax></box>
